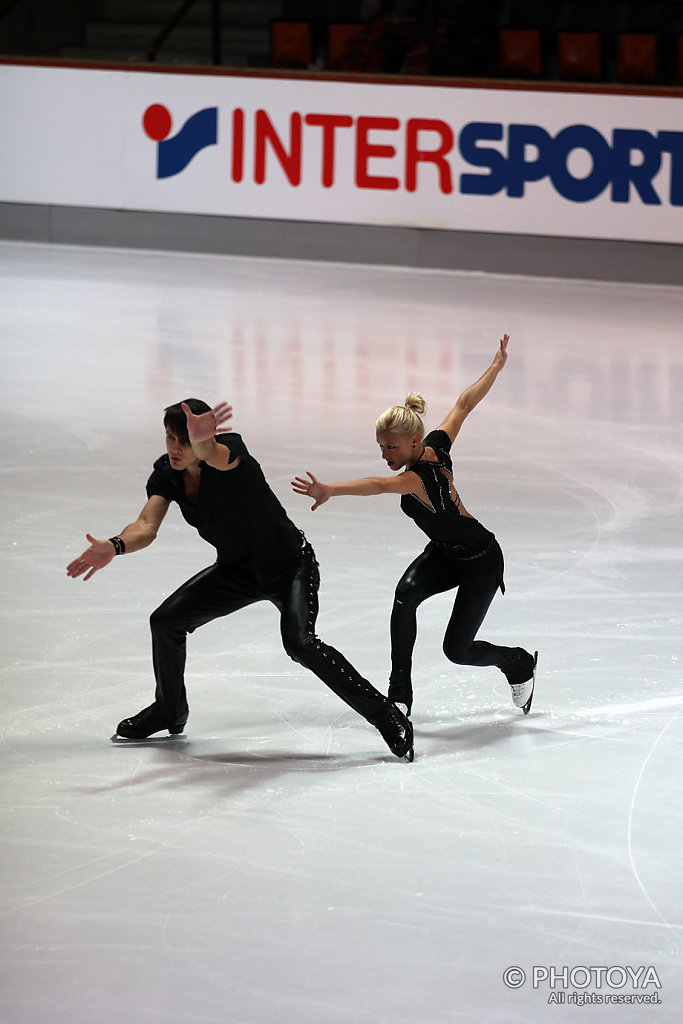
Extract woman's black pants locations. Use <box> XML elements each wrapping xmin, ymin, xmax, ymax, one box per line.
<box><xmin>150</xmin><ymin>541</ymin><xmax>389</xmax><ymax>725</ymax></box>
<box><xmin>388</xmin><ymin>539</ymin><xmax>520</xmax><ymax>709</ymax></box>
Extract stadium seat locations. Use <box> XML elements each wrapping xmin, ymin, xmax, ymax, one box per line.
<box><xmin>617</xmin><ymin>33</ymin><xmax>658</xmax><ymax>84</ymax></box>
<box><xmin>498</xmin><ymin>29</ymin><xmax>543</xmax><ymax>79</ymax></box>
<box><xmin>557</xmin><ymin>31</ymin><xmax>602</xmax><ymax>81</ymax></box>
<box><xmin>270</xmin><ymin>21</ymin><xmax>312</xmax><ymax>69</ymax></box>
<box><xmin>327</xmin><ymin>23</ymin><xmax>365</xmax><ymax>70</ymax></box>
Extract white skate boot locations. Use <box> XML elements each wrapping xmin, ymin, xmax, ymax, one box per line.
<box><xmin>510</xmin><ymin>651</ymin><xmax>538</xmax><ymax>715</ymax></box>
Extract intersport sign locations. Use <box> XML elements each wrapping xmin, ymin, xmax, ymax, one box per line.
<box><xmin>2</xmin><ymin>63</ymin><xmax>682</xmax><ymax>244</ymax></box>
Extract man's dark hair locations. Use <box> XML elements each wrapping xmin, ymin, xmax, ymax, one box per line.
<box><xmin>163</xmin><ymin>398</ymin><xmax>211</xmax><ymax>445</ymax></box>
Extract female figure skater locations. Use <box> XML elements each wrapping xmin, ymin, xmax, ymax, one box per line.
<box><xmin>66</xmin><ymin>399</ymin><xmax>413</xmax><ymax>760</ymax></box>
<box><xmin>292</xmin><ymin>334</ymin><xmax>537</xmax><ymax>718</ymax></box>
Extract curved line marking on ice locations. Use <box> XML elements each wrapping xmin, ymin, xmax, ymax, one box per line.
<box><xmin>627</xmin><ymin>703</ymin><xmax>683</xmax><ymax>943</ymax></box>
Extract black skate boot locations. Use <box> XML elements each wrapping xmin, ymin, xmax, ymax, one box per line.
<box><xmin>372</xmin><ymin>703</ymin><xmax>414</xmax><ymax>761</ymax></box>
<box><xmin>388</xmin><ymin>671</ymin><xmax>413</xmax><ymax>719</ymax></box>
<box><xmin>116</xmin><ymin>702</ymin><xmax>188</xmax><ymax>740</ymax></box>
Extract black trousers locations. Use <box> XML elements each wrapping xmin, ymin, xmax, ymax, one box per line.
<box><xmin>150</xmin><ymin>541</ymin><xmax>390</xmax><ymax>725</ymax></box>
<box><xmin>388</xmin><ymin>539</ymin><xmax>520</xmax><ymax>708</ymax></box>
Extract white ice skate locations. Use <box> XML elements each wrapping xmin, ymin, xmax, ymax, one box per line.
<box><xmin>510</xmin><ymin>651</ymin><xmax>538</xmax><ymax>715</ymax></box>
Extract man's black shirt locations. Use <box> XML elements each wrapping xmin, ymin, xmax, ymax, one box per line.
<box><xmin>146</xmin><ymin>433</ymin><xmax>302</xmax><ymax>576</ymax></box>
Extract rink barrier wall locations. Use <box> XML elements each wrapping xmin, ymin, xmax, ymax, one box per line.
<box><xmin>1</xmin><ymin>58</ymin><xmax>682</xmax><ymax>283</ymax></box>
<box><xmin>2</xmin><ymin>201</ymin><xmax>682</xmax><ymax>285</ymax></box>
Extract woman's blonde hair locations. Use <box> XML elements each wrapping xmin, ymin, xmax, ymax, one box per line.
<box><xmin>376</xmin><ymin>392</ymin><xmax>426</xmax><ymax>440</ymax></box>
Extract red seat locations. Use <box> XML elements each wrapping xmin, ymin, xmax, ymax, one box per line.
<box><xmin>498</xmin><ymin>29</ymin><xmax>543</xmax><ymax>78</ymax></box>
<box><xmin>557</xmin><ymin>31</ymin><xmax>602</xmax><ymax>81</ymax></box>
<box><xmin>270</xmin><ymin>21</ymin><xmax>312</xmax><ymax>70</ymax></box>
<box><xmin>327</xmin><ymin>23</ymin><xmax>365</xmax><ymax>71</ymax></box>
<box><xmin>618</xmin><ymin>33</ymin><xmax>657</xmax><ymax>84</ymax></box>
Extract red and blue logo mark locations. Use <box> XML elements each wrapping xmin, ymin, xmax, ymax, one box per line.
<box><xmin>142</xmin><ymin>104</ymin><xmax>217</xmax><ymax>179</ymax></box>
<box><xmin>141</xmin><ymin>103</ymin><xmax>682</xmax><ymax>206</ymax></box>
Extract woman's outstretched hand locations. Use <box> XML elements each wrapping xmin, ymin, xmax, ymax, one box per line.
<box><xmin>66</xmin><ymin>533</ymin><xmax>115</xmax><ymax>581</ymax></box>
<box><xmin>181</xmin><ymin>401</ymin><xmax>233</xmax><ymax>445</ymax></box>
<box><xmin>493</xmin><ymin>333</ymin><xmax>509</xmax><ymax>371</ymax></box>
<box><xmin>291</xmin><ymin>472</ymin><xmax>330</xmax><ymax>511</ymax></box>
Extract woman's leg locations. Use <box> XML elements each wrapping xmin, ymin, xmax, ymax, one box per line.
<box><xmin>442</xmin><ymin>572</ymin><xmax>507</xmax><ymax>667</ymax></box>
<box><xmin>442</xmin><ymin>567</ymin><xmax>535</xmax><ymax>685</ymax></box>
<box><xmin>388</xmin><ymin>545</ymin><xmax>458</xmax><ymax>712</ymax></box>
<box><xmin>274</xmin><ymin>542</ymin><xmax>413</xmax><ymax>757</ymax></box>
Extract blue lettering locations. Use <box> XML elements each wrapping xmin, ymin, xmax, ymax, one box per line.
<box><xmin>611</xmin><ymin>129</ymin><xmax>661</xmax><ymax>204</ymax></box>
<box><xmin>549</xmin><ymin>125</ymin><xmax>612</xmax><ymax>202</ymax></box>
<box><xmin>506</xmin><ymin>124</ymin><xmax>552</xmax><ymax>197</ymax></box>
<box><xmin>458</xmin><ymin>121</ymin><xmax>680</xmax><ymax>207</ymax></box>
<box><xmin>657</xmin><ymin>131</ymin><xmax>683</xmax><ymax>206</ymax></box>
<box><xmin>459</xmin><ymin>122</ymin><xmax>506</xmax><ymax>195</ymax></box>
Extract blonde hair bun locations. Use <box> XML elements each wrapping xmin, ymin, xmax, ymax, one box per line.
<box><xmin>404</xmin><ymin>392</ymin><xmax>426</xmax><ymax>416</ymax></box>
<box><xmin>376</xmin><ymin>393</ymin><xmax>426</xmax><ymax>440</ymax></box>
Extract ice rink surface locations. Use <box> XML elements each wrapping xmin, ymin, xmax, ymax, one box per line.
<box><xmin>1</xmin><ymin>240</ymin><xmax>682</xmax><ymax>1023</ymax></box>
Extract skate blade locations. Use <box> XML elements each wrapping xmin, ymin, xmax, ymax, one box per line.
<box><xmin>522</xmin><ymin>651</ymin><xmax>538</xmax><ymax>715</ymax></box>
<box><xmin>110</xmin><ymin>732</ymin><xmax>186</xmax><ymax>744</ymax></box>
<box><xmin>404</xmin><ymin>745</ymin><xmax>415</xmax><ymax>762</ymax></box>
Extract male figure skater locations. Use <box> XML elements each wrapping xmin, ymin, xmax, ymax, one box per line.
<box><xmin>67</xmin><ymin>399</ymin><xmax>413</xmax><ymax>760</ymax></box>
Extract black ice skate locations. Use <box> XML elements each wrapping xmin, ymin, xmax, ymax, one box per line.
<box><xmin>373</xmin><ymin>703</ymin><xmax>415</xmax><ymax>761</ymax></box>
<box><xmin>115</xmin><ymin>702</ymin><xmax>188</xmax><ymax>740</ymax></box>
<box><xmin>509</xmin><ymin>651</ymin><xmax>538</xmax><ymax>715</ymax></box>
<box><xmin>387</xmin><ymin>670</ymin><xmax>412</xmax><ymax>719</ymax></box>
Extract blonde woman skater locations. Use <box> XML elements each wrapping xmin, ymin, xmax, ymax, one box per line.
<box><xmin>292</xmin><ymin>334</ymin><xmax>537</xmax><ymax>718</ymax></box>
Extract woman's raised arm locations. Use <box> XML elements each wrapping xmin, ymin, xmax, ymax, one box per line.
<box><xmin>437</xmin><ymin>333</ymin><xmax>509</xmax><ymax>443</ymax></box>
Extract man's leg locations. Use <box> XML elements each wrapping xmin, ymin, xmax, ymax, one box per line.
<box><xmin>274</xmin><ymin>543</ymin><xmax>413</xmax><ymax>758</ymax></box>
<box><xmin>151</xmin><ymin>564</ymin><xmax>260</xmax><ymax>720</ymax></box>
<box><xmin>117</xmin><ymin>564</ymin><xmax>259</xmax><ymax>737</ymax></box>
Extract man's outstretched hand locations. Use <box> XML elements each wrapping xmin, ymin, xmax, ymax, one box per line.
<box><xmin>66</xmin><ymin>534</ymin><xmax>115</xmax><ymax>581</ymax></box>
<box><xmin>181</xmin><ymin>401</ymin><xmax>233</xmax><ymax>445</ymax></box>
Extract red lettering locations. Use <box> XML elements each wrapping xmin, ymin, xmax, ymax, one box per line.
<box><xmin>305</xmin><ymin>113</ymin><xmax>353</xmax><ymax>188</ymax></box>
<box><xmin>355</xmin><ymin>116</ymin><xmax>400</xmax><ymax>190</ymax></box>
<box><xmin>255</xmin><ymin>110</ymin><xmax>302</xmax><ymax>186</ymax></box>
<box><xmin>243</xmin><ymin>110</ymin><xmax>454</xmax><ymax>195</ymax></box>
<box><xmin>405</xmin><ymin>118</ymin><xmax>454</xmax><ymax>193</ymax></box>
<box><xmin>232</xmin><ymin>108</ymin><xmax>244</xmax><ymax>182</ymax></box>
